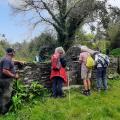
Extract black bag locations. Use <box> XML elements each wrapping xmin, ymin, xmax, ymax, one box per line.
<box><xmin>60</xmin><ymin>58</ymin><xmax>66</xmax><ymax>68</ymax></box>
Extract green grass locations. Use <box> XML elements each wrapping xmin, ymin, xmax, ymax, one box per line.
<box><xmin>1</xmin><ymin>80</ymin><xmax>120</xmax><ymax>120</ymax></box>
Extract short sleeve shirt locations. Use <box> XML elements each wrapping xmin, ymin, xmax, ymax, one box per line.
<box><xmin>79</xmin><ymin>52</ymin><xmax>90</xmax><ymax>70</ymax></box>
<box><xmin>79</xmin><ymin>52</ymin><xmax>90</xmax><ymax>64</ymax></box>
<box><xmin>0</xmin><ymin>57</ymin><xmax>15</xmax><ymax>79</ymax></box>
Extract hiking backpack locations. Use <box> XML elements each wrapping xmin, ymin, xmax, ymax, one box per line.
<box><xmin>97</xmin><ymin>54</ymin><xmax>110</xmax><ymax>67</ymax></box>
<box><xmin>86</xmin><ymin>56</ymin><xmax>95</xmax><ymax>69</ymax></box>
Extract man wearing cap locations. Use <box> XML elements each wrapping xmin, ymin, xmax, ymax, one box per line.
<box><xmin>0</xmin><ymin>48</ymin><xmax>19</xmax><ymax>114</ymax></box>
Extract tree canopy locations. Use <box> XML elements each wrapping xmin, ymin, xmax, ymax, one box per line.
<box><xmin>10</xmin><ymin>0</ymin><xmax>109</xmax><ymax>50</ymax></box>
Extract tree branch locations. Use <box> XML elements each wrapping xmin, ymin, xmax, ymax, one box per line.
<box><xmin>40</xmin><ymin>0</ymin><xmax>61</xmax><ymax>26</ymax></box>
<box><xmin>64</xmin><ymin>0</ymin><xmax>83</xmax><ymax>19</ymax></box>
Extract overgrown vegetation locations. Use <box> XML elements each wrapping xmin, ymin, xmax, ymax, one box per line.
<box><xmin>110</xmin><ymin>48</ymin><xmax>120</xmax><ymax>57</ymax></box>
<box><xmin>0</xmin><ymin>39</ymin><xmax>10</xmax><ymax>58</ymax></box>
<box><xmin>0</xmin><ymin>0</ymin><xmax>120</xmax><ymax>119</ymax></box>
<box><xmin>0</xmin><ymin>79</ymin><xmax>120</xmax><ymax>120</ymax></box>
<box><xmin>110</xmin><ymin>48</ymin><xmax>120</xmax><ymax>74</ymax></box>
<box><xmin>0</xmin><ymin>44</ymin><xmax>5</xmax><ymax>58</ymax></box>
<box><xmin>10</xmin><ymin>81</ymin><xmax>49</xmax><ymax>112</ymax></box>
<box><xmin>28</xmin><ymin>32</ymin><xmax>57</xmax><ymax>60</ymax></box>
<box><xmin>0</xmin><ymin>32</ymin><xmax>56</xmax><ymax>62</ymax></box>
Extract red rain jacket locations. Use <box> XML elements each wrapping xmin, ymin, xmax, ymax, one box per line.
<box><xmin>50</xmin><ymin>53</ymin><xmax>67</xmax><ymax>83</ymax></box>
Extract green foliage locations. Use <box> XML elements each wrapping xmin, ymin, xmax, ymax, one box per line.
<box><xmin>0</xmin><ymin>44</ymin><xmax>5</xmax><ymax>57</ymax></box>
<box><xmin>29</xmin><ymin>82</ymin><xmax>48</xmax><ymax>99</ymax></box>
<box><xmin>110</xmin><ymin>48</ymin><xmax>120</xmax><ymax>74</ymax></box>
<box><xmin>75</xmin><ymin>31</ymin><xmax>109</xmax><ymax>52</ymax></box>
<box><xmin>85</xmin><ymin>33</ymin><xmax>95</xmax><ymax>41</ymax></box>
<box><xmin>29</xmin><ymin>32</ymin><xmax>56</xmax><ymax>53</ymax></box>
<box><xmin>11</xmin><ymin>80</ymin><xmax>48</xmax><ymax>112</ymax></box>
<box><xmin>110</xmin><ymin>48</ymin><xmax>120</xmax><ymax>57</ymax></box>
<box><xmin>0</xmin><ymin>39</ymin><xmax>10</xmax><ymax>58</ymax></box>
<box><xmin>107</xmin><ymin>23</ymin><xmax>120</xmax><ymax>49</ymax></box>
<box><xmin>0</xmin><ymin>40</ymin><xmax>10</xmax><ymax>49</ymax></box>
<box><xmin>11</xmin><ymin>95</ymin><xmax>22</xmax><ymax>112</ymax></box>
<box><xmin>12</xmin><ymin>41</ymin><xmax>33</xmax><ymax>62</ymax></box>
<box><xmin>75</xmin><ymin>32</ymin><xmax>95</xmax><ymax>48</ymax></box>
<box><xmin>9</xmin><ymin>33</ymin><xmax>56</xmax><ymax>62</ymax></box>
<box><xmin>108</xmin><ymin>73</ymin><xmax>120</xmax><ymax>80</ymax></box>
<box><xmin>1</xmin><ymin>79</ymin><xmax>120</xmax><ymax>120</ymax></box>
<box><xmin>95</xmin><ymin>40</ymin><xmax>110</xmax><ymax>53</ymax></box>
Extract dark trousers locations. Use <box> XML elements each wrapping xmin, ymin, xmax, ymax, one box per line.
<box><xmin>96</xmin><ymin>67</ymin><xmax>107</xmax><ymax>90</ymax></box>
<box><xmin>52</xmin><ymin>77</ymin><xmax>63</xmax><ymax>97</ymax></box>
<box><xmin>0</xmin><ymin>79</ymin><xmax>13</xmax><ymax>114</ymax></box>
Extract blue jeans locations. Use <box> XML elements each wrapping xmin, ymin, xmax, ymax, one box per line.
<box><xmin>52</xmin><ymin>77</ymin><xmax>63</xmax><ymax>97</ymax></box>
<box><xmin>96</xmin><ymin>67</ymin><xmax>107</xmax><ymax>90</ymax></box>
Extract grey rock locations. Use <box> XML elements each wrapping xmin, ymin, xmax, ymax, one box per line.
<box><xmin>24</xmin><ymin>66</ymin><xmax>32</xmax><ymax>70</ymax></box>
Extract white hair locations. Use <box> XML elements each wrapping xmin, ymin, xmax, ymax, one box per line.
<box><xmin>55</xmin><ymin>47</ymin><xmax>65</xmax><ymax>54</ymax></box>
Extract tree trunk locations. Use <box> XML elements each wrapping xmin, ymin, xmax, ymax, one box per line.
<box><xmin>57</xmin><ymin>32</ymin><xmax>75</xmax><ymax>51</ymax></box>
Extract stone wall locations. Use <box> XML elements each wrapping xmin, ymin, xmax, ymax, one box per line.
<box><xmin>18</xmin><ymin>61</ymin><xmax>82</xmax><ymax>87</ymax></box>
<box><xmin>17</xmin><ymin>47</ymin><xmax>119</xmax><ymax>87</ymax></box>
<box><xmin>18</xmin><ymin>62</ymin><xmax>52</xmax><ymax>88</ymax></box>
<box><xmin>108</xmin><ymin>57</ymin><xmax>119</xmax><ymax>74</ymax></box>
<box><xmin>17</xmin><ymin>58</ymin><xmax>118</xmax><ymax>87</ymax></box>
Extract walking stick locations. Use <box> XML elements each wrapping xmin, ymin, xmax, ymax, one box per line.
<box><xmin>67</xmin><ymin>68</ymin><xmax>71</xmax><ymax>106</ymax></box>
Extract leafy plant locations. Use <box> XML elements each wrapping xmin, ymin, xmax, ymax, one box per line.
<box><xmin>11</xmin><ymin>95</ymin><xmax>22</xmax><ymax>112</ymax></box>
<box><xmin>110</xmin><ymin>48</ymin><xmax>120</xmax><ymax>57</ymax></box>
<box><xmin>108</xmin><ymin>73</ymin><xmax>120</xmax><ymax>80</ymax></box>
<box><xmin>11</xmin><ymin>80</ymin><xmax>49</xmax><ymax>111</ymax></box>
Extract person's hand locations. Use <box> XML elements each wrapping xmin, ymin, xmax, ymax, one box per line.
<box><xmin>66</xmin><ymin>67</ymin><xmax>70</xmax><ymax>71</ymax></box>
<box><xmin>14</xmin><ymin>73</ymin><xmax>19</xmax><ymax>79</ymax></box>
<box><xmin>53</xmin><ymin>68</ymin><xmax>59</xmax><ymax>71</ymax></box>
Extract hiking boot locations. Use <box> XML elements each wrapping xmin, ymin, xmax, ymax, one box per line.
<box><xmin>82</xmin><ymin>90</ymin><xmax>88</xmax><ymax>96</ymax></box>
<box><xmin>51</xmin><ymin>94</ymin><xmax>57</xmax><ymax>98</ymax></box>
<box><xmin>58</xmin><ymin>93</ymin><xmax>66</xmax><ymax>98</ymax></box>
<box><xmin>87</xmin><ymin>90</ymin><xmax>91</xmax><ymax>96</ymax></box>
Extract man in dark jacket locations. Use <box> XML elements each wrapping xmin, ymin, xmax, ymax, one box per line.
<box><xmin>0</xmin><ymin>48</ymin><xmax>19</xmax><ymax>114</ymax></box>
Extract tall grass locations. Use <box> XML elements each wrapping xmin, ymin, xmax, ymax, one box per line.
<box><xmin>0</xmin><ymin>79</ymin><xmax>120</xmax><ymax>120</ymax></box>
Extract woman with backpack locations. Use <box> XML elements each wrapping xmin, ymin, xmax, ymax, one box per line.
<box><xmin>79</xmin><ymin>51</ymin><xmax>94</xmax><ymax>96</ymax></box>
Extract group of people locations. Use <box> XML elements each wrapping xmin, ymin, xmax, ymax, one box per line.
<box><xmin>0</xmin><ymin>46</ymin><xmax>110</xmax><ymax>114</ymax></box>
<box><xmin>50</xmin><ymin>46</ymin><xmax>110</xmax><ymax>97</ymax></box>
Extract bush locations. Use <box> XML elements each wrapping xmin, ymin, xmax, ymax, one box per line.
<box><xmin>110</xmin><ymin>48</ymin><xmax>120</xmax><ymax>57</ymax></box>
<box><xmin>10</xmin><ymin>81</ymin><xmax>49</xmax><ymax>112</ymax></box>
<box><xmin>108</xmin><ymin>73</ymin><xmax>120</xmax><ymax>80</ymax></box>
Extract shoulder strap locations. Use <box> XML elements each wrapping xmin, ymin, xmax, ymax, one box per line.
<box><xmin>99</xmin><ymin>54</ymin><xmax>109</xmax><ymax>66</ymax></box>
<box><xmin>97</xmin><ymin>58</ymin><xmax>104</xmax><ymax>67</ymax></box>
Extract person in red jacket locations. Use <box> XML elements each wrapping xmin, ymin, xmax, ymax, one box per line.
<box><xmin>50</xmin><ymin>47</ymin><xmax>67</xmax><ymax>98</ymax></box>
